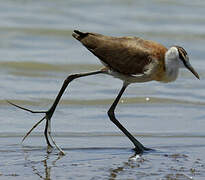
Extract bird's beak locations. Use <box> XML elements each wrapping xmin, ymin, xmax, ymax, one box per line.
<box><xmin>185</xmin><ymin>62</ymin><xmax>200</xmax><ymax>79</ymax></box>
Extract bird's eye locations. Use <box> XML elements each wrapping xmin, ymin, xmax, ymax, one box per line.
<box><xmin>179</xmin><ymin>51</ymin><xmax>185</xmax><ymax>61</ymax></box>
<box><xmin>178</xmin><ymin>50</ymin><xmax>189</xmax><ymax>65</ymax></box>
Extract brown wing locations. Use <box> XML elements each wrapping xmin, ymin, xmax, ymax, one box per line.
<box><xmin>72</xmin><ymin>30</ymin><xmax>167</xmax><ymax>75</ymax></box>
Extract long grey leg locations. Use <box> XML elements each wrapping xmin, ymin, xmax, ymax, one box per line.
<box><xmin>8</xmin><ymin>70</ymin><xmax>104</xmax><ymax>154</ymax></box>
<box><xmin>107</xmin><ymin>82</ymin><xmax>149</xmax><ymax>154</ymax></box>
<box><xmin>46</xmin><ymin>116</ymin><xmax>64</xmax><ymax>155</ymax></box>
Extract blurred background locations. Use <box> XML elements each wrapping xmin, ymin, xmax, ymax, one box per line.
<box><xmin>0</xmin><ymin>0</ymin><xmax>204</xmax><ymax>135</ymax></box>
<box><xmin>0</xmin><ymin>0</ymin><xmax>205</xmax><ymax>179</ymax></box>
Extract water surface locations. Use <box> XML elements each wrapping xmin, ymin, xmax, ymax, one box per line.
<box><xmin>0</xmin><ymin>0</ymin><xmax>205</xmax><ymax>179</ymax></box>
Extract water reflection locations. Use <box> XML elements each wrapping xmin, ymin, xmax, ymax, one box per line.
<box><xmin>0</xmin><ymin>0</ymin><xmax>205</xmax><ymax>179</ymax></box>
<box><xmin>109</xmin><ymin>153</ymin><xmax>149</xmax><ymax>180</ymax></box>
<box><xmin>23</xmin><ymin>149</ymin><xmax>63</xmax><ymax>180</ymax></box>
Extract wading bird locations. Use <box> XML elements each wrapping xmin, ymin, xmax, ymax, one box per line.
<box><xmin>8</xmin><ymin>30</ymin><xmax>199</xmax><ymax>155</ymax></box>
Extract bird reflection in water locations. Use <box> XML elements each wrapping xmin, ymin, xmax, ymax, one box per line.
<box><xmin>22</xmin><ymin>148</ymin><xmax>62</xmax><ymax>180</ymax></box>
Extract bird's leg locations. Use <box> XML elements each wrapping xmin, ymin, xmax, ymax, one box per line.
<box><xmin>46</xmin><ymin>115</ymin><xmax>64</xmax><ymax>155</ymax></box>
<box><xmin>45</xmin><ymin>116</ymin><xmax>53</xmax><ymax>153</ymax></box>
<box><xmin>43</xmin><ymin>70</ymin><xmax>104</xmax><ymax>154</ymax></box>
<box><xmin>8</xmin><ymin>70</ymin><xmax>104</xmax><ymax>155</ymax></box>
<box><xmin>7</xmin><ymin>101</ymin><xmax>51</xmax><ymax>144</ymax></box>
<box><xmin>107</xmin><ymin>82</ymin><xmax>150</xmax><ymax>154</ymax></box>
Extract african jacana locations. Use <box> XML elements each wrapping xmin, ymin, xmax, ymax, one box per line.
<box><xmin>8</xmin><ymin>30</ymin><xmax>199</xmax><ymax>155</ymax></box>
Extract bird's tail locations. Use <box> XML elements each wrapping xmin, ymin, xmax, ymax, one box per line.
<box><xmin>72</xmin><ymin>30</ymin><xmax>89</xmax><ymax>41</ymax></box>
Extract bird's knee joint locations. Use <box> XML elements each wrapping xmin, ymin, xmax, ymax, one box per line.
<box><xmin>107</xmin><ymin>109</ymin><xmax>115</xmax><ymax>118</ymax></box>
<box><xmin>65</xmin><ymin>74</ymin><xmax>78</xmax><ymax>83</ymax></box>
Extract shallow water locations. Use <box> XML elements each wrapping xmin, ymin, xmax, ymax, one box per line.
<box><xmin>0</xmin><ymin>0</ymin><xmax>205</xmax><ymax>179</ymax></box>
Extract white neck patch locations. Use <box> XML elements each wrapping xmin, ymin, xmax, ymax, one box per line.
<box><xmin>164</xmin><ymin>47</ymin><xmax>180</xmax><ymax>82</ymax></box>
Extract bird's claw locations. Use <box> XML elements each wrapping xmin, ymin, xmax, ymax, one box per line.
<box><xmin>8</xmin><ymin>101</ymin><xmax>65</xmax><ymax>155</ymax></box>
<box><xmin>47</xmin><ymin>144</ymin><xmax>53</xmax><ymax>154</ymax></box>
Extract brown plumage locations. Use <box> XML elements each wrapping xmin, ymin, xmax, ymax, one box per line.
<box><xmin>72</xmin><ymin>30</ymin><xmax>167</xmax><ymax>81</ymax></box>
<box><xmin>8</xmin><ymin>30</ymin><xmax>199</xmax><ymax>155</ymax></box>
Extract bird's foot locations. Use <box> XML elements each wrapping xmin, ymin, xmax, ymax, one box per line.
<box><xmin>133</xmin><ymin>146</ymin><xmax>154</xmax><ymax>154</ymax></box>
<box><xmin>7</xmin><ymin>100</ymin><xmax>65</xmax><ymax>155</ymax></box>
<box><xmin>47</xmin><ymin>144</ymin><xmax>53</xmax><ymax>154</ymax></box>
<box><xmin>133</xmin><ymin>145</ymin><xmax>154</xmax><ymax>154</ymax></box>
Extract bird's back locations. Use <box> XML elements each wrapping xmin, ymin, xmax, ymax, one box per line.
<box><xmin>72</xmin><ymin>30</ymin><xmax>167</xmax><ymax>78</ymax></box>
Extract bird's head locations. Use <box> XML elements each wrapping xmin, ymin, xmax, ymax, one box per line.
<box><xmin>167</xmin><ymin>46</ymin><xmax>200</xmax><ymax>79</ymax></box>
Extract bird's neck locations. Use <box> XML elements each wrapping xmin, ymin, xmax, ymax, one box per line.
<box><xmin>163</xmin><ymin>50</ymin><xmax>180</xmax><ymax>82</ymax></box>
